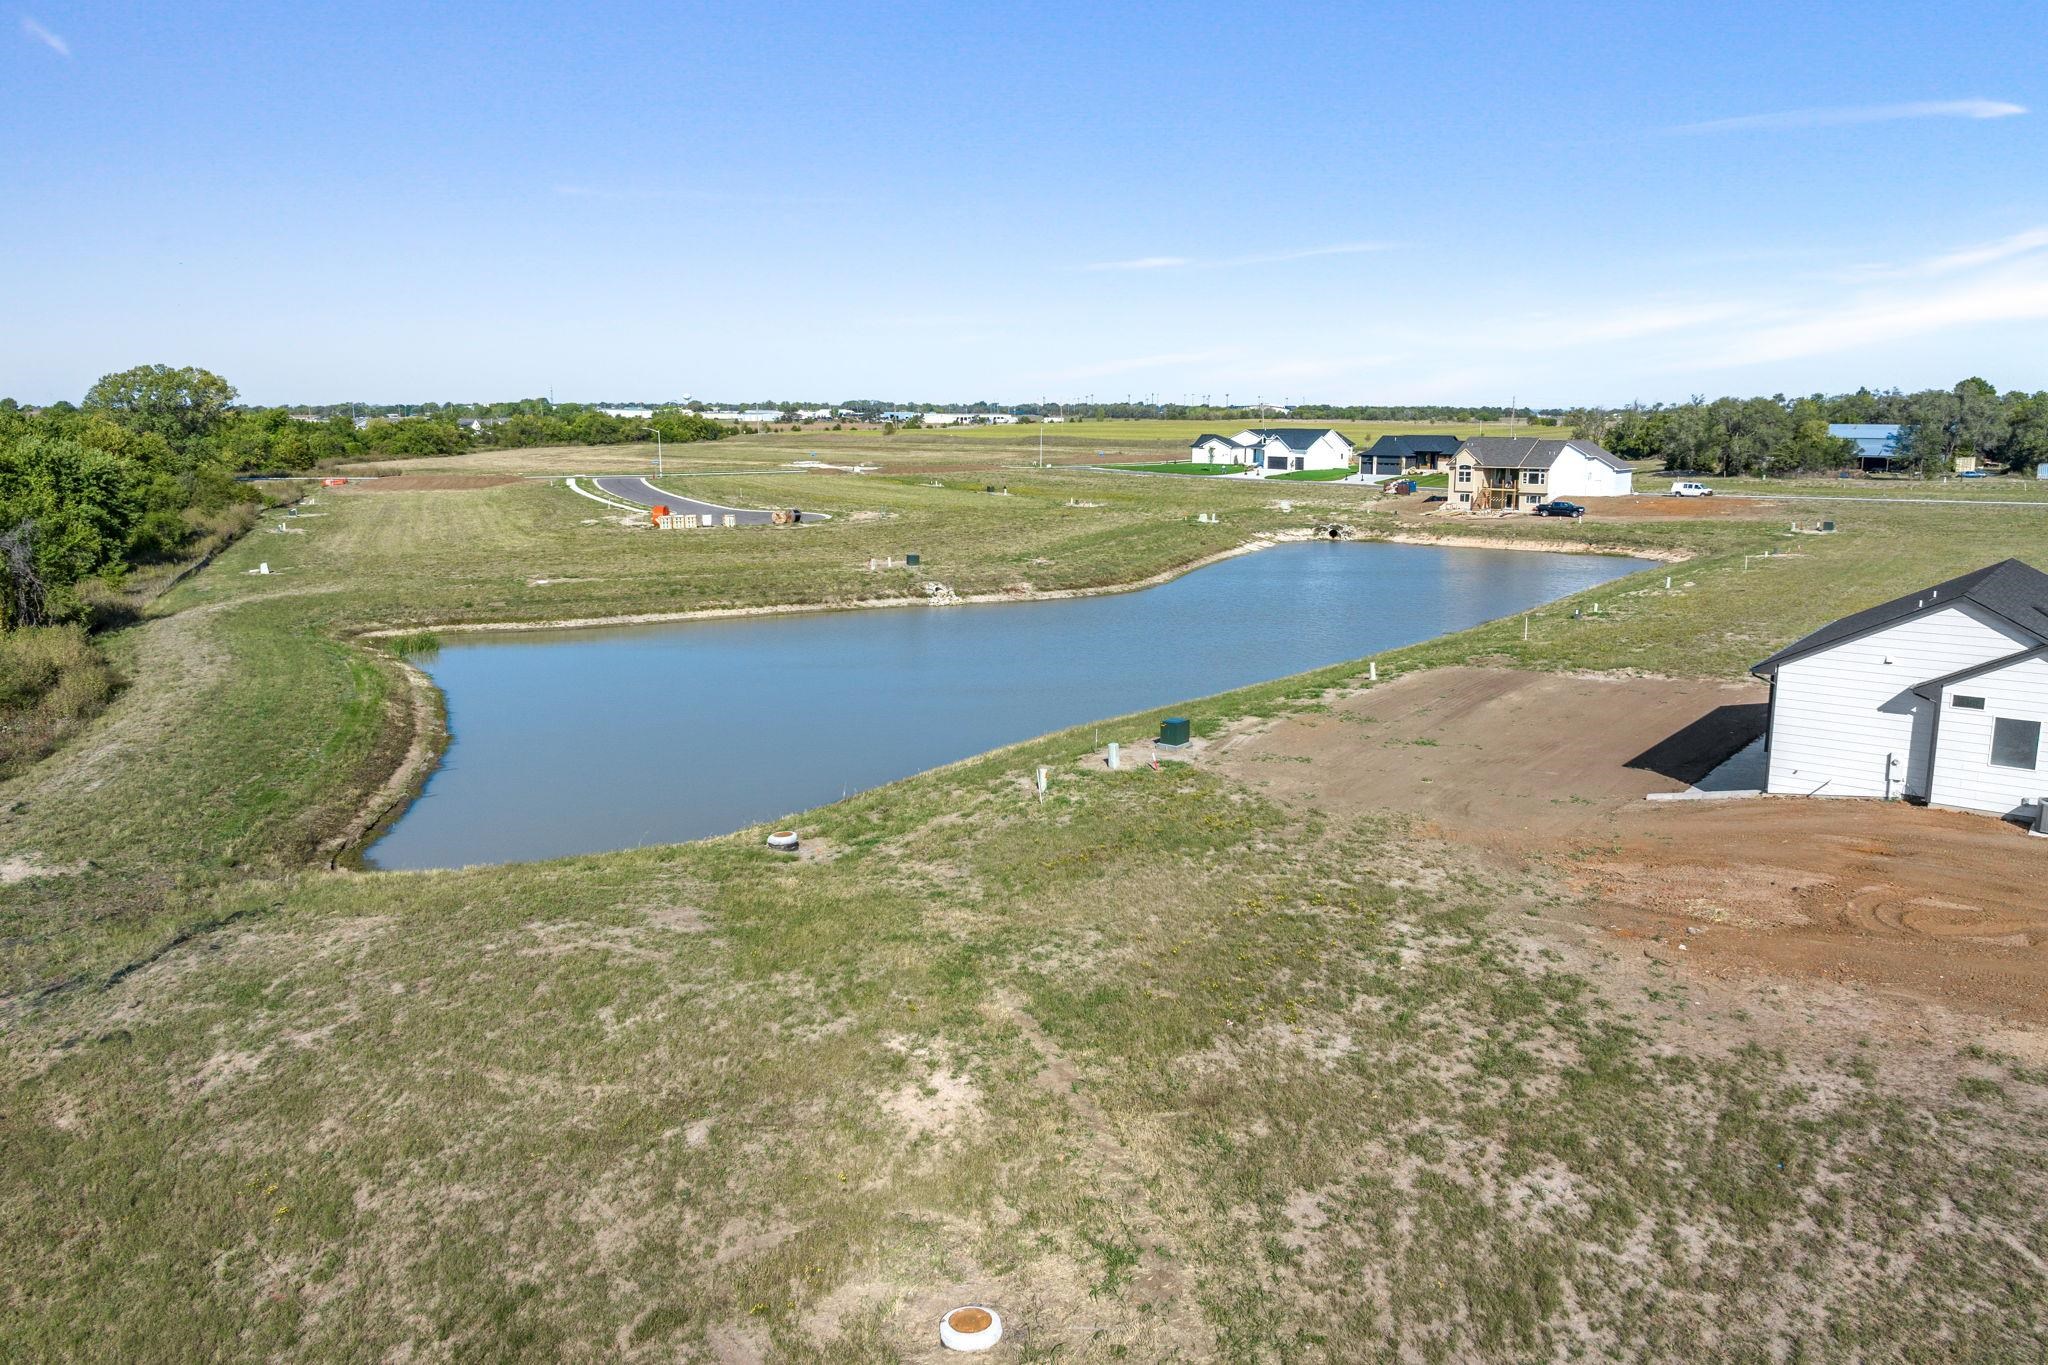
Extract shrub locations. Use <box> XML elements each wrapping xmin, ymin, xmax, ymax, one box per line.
<box><xmin>0</xmin><ymin>623</ymin><xmax>120</xmax><ymax>776</ymax></box>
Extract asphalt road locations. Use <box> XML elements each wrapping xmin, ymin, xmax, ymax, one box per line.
<box><xmin>591</xmin><ymin>476</ymin><xmax>820</xmax><ymax>524</ymax></box>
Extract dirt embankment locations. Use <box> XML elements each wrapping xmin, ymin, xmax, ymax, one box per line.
<box><xmin>1209</xmin><ymin>667</ymin><xmax>2048</xmax><ymax>1027</ymax></box>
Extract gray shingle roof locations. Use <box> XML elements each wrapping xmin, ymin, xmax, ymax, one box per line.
<box><xmin>1910</xmin><ymin>643</ymin><xmax>2048</xmax><ymax>699</ymax></box>
<box><xmin>1457</xmin><ymin>437</ymin><xmax>1631</xmax><ymax>472</ymax></box>
<box><xmin>1191</xmin><ymin>433</ymin><xmax>1244</xmax><ymax>447</ymax></box>
<box><xmin>1364</xmin><ymin>434</ymin><xmax>1463</xmax><ymax>459</ymax></box>
<box><xmin>1751</xmin><ymin>558</ymin><xmax>2048</xmax><ymax>678</ymax></box>
<box><xmin>1242</xmin><ymin>427</ymin><xmax>1344</xmax><ymax>453</ymax></box>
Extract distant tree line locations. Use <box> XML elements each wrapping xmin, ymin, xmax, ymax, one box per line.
<box><xmin>0</xmin><ymin>365</ymin><xmax>733</xmax><ymax>627</ymax></box>
<box><xmin>1558</xmin><ymin>380</ymin><xmax>2048</xmax><ymax>477</ymax></box>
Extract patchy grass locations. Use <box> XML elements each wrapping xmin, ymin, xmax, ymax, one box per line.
<box><xmin>5</xmin><ymin>748</ymin><xmax>2044</xmax><ymax>1360</ymax></box>
<box><xmin>5</xmin><ymin>464</ymin><xmax>2048</xmax><ymax>1358</ymax></box>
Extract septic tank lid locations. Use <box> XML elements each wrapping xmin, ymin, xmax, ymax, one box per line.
<box><xmin>939</xmin><ymin>1304</ymin><xmax>1002</xmax><ymax>1351</ymax></box>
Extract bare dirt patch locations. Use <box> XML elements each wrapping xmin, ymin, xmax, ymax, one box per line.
<box><xmin>1572</xmin><ymin>494</ymin><xmax>1779</xmax><ymax>520</ymax></box>
<box><xmin>338</xmin><ymin>475</ymin><xmax>524</xmax><ymax>492</ymax></box>
<box><xmin>1209</xmin><ymin>667</ymin><xmax>1764</xmax><ymax>850</ymax></box>
<box><xmin>1380</xmin><ymin>491</ymin><xmax>1779</xmax><ymax>525</ymax></box>
<box><xmin>1578</xmin><ymin>797</ymin><xmax>2048</xmax><ymax>1025</ymax></box>
<box><xmin>1213</xmin><ymin>666</ymin><xmax>2048</xmax><ymax>1025</ymax></box>
<box><xmin>0</xmin><ymin>856</ymin><xmax>85</xmax><ymax>884</ymax></box>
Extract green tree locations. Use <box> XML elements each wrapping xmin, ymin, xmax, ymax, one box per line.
<box><xmin>1998</xmin><ymin>391</ymin><xmax>2048</xmax><ymax>472</ymax></box>
<box><xmin>1899</xmin><ymin>379</ymin><xmax>2010</xmax><ymax>474</ymax></box>
<box><xmin>81</xmin><ymin>364</ymin><xmax>237</xmax><ymax>446</ymax></box>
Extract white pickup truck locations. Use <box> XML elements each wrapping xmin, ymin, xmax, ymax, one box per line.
<box><xmin>1669</xmin><ymin>480</ymin><xmax>1715</xmax><ymax>497</ymax></box>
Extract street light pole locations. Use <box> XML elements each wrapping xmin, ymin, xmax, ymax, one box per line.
<box><xmin>644</xmin><ymin>426</ymin><xmax>664</xmax><ymax>478</ymax></box>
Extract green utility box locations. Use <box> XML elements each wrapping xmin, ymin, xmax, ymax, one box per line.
<box><xmin>1159</xmin><ymin>717</ymin><xmax>1191</xmax><ymax>747</ymax></box>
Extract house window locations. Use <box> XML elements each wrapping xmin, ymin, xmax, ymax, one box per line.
<box><xmin>1953</xmin><ymin>695</ymin><xmax>1986</xmax><ymax>709</ymax></box>
<box><xmin>1456</xmin><ymin>467</ymin><xmax>1472</xmax><ymax>484</ymax></box>
<box><xmin>1991</xmin><ymin>717</ymin><xmax>2041</xmax><ymax>770</ymax></box>
<box><xmin>1524</xmin><ymin>469</ymin><xmax>1544</xmax><ymax>484</ymax></box>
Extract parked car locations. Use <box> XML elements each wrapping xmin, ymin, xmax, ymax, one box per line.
<box><xmin>1669</xmin><ymin>480</ymin><xmax>1715</xmax><ymax>497</ymax></box>
<box><xmin>1532</xmin><ymin>500</ymin><xmax>1585</xmax><ymax>518</ymax></box>
<box><xmin>1959</xmin><ymin>470</ymin><xmax>1991</xmax><ymax>479</ymax></box>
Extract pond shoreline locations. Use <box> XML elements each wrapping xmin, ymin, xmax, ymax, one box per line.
<box><xmin>356</xmin><ymin>527</ymin><xmax>1671</xmax><ymax>640</ymax></box>
<box><xmin>362</xmin><ymin>540</ymin><xmax>1652</xmax><ymax>869</ymax></box>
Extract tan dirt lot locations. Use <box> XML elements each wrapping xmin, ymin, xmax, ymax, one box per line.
<box><xmin>1384</xmin><ymin>492</ymin><xmax>1781</xmax><ymax>522</ymax></box>
<box><xmin>1212</xmin><ymin>667</ymin><xmax>2048</xmax><ymax>1027</ymax></box>
<box><xmin>336</xmin><ymin>474</ymin><xmax>526</xmax><ymax>492</ymax></box>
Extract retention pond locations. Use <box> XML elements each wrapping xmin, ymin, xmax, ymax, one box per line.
<box><xmin>367</xmin><ymin>541</ymin><xmax>1647</xmax><ymax>868</ymax></box>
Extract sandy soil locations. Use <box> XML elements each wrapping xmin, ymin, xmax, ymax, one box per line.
<box><xmin>1211</xmin><ymin>667</ymin><xmax>2048</xmax><ymax>1027</ymax></box>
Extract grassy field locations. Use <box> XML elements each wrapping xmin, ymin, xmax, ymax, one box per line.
<box><xmin>346</xmin><ymin>419</ymin><xmax>1568</xmax><ymax>480</ymax></box>
<box><xmin>1267</xmin><ymin>467</ymin><xmax>1356</xmax><ymax>482</ymax></box>
<box><xmin>5</xmin><ymin>458</ymin><xmax>2047</xmax><ymax>1360</ymax></box>
<box><xmin>1102</xmin><ymin>461</ymin><xmax>1249</xmax><ymax>476</ymax></box>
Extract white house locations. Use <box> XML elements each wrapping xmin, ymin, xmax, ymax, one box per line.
<box><xmin>1751</xmin><ymin>558</ymin><xmax>2048</xmax><ymax>820</ymax></box>
<box><xmin>1187</xmin><ymin>427</ymin><xmax>1355</xmax><ymax>474</ymax></box>
<box><xmin>1450</xmin><ymin>438</ymin><xmax>1632</xmax><ymax>510</ymax></box>
<box><xmin>922</xmin><ymin>412</ymin><xmax>1020</xmax><ymax>427</ymax></box>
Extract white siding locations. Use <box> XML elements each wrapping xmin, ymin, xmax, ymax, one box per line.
<box><xmin>1302</xmin><ymin>432</ymin><xmax>1354</xmax><ymax>470</ymax></box>
<box><xmin>1223</xmin><ymin>430</ymin><xmax>1354</xmax><ymax>471</ymax></box>
<box><xmin>1926</xmin><ymin>653</ymin><xmax>2048</xmax><ymax>816</ymax></box>
<box><xmin>1765</xmin><ymin>603</ymin><xmax>2034</xmax><ymax>800</ymax></box>
<box><xmin>1545</xmin><ymin>448</ymin><xmax>1632</xmax><ymax>498</ymax></box>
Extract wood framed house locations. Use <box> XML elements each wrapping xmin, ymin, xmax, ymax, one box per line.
<box><xmin>1450</xmin><ymin>438</ymin><xmax>1632</xmax><ymax>510</ymax></box>
<box><xmin>1751</xmin><ymin>558</ymin><xmax>2048</xmax><ymax>820</ymax></box>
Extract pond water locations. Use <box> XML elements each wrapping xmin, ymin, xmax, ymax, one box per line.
<box><xmin>367</xmin><ymin>541</ymin><xmax>1646</xmax><ymax>869</ymax></box>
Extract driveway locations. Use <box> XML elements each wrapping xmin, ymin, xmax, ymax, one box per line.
<box><xmin>592</xmin><ymin>476</ymin><xmax>822</xmax><ymax>524</ymax></box>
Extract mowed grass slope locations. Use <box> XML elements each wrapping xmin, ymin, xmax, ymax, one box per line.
<box><xmin>4</xmin><ymin>473</ymin><xmax>2048</xmax><ymax>1359</ymax></box>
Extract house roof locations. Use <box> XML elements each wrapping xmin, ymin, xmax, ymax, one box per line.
<box><xmin>1190</xmin><ymin>433</ymin><xmax>1243</xmax><ymax>447</ymax></box>
<box><xmin>1826</xmin><ymin>424</ymin><xmax>1903</xmax><ymax>439</ymax></box>
<box><xmin>1457</xmin><ymin>437</ymin><xmax>1631</xmax><ymax>472</ymax></box>
<box><xmin>1751</xmin><ymin>558</ymin><xmax>2048</xmax><ymax>678</ymax></box>
<box><xmin>1910</xmin><ymin>644</ymin><xmax>2048</xmax><ymax>700</ymax></box>
<box><xmin>1363</xmin><ymin>434</ymin><xmax>1463</xmax><ymax>458</ymax></box>
<box><xmin>1241</xmin><ymin>427</ymin><xmax>1344</xmax><ymax>452</ymax></box>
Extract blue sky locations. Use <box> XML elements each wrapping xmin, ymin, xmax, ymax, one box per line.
<box><xmin>5</xmin><ymin>1</ymin><xmax>2045</xmax><ymax>406</ymax></box>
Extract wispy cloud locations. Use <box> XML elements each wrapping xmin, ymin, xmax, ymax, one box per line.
<box><xmin>20</xmin><ymin>15</ymin><xmax>70</xmax><ymax>56</ymax></box>
<box><xmin>1081</xmin><ymin>255</ymin><xmax>1194</xmax><ymax>272</ymax></box>
<box><xmin>1081</xmin><ymin>241</ymin><xmax>1394</xmax><ymax>272</ymax></box>
<box><xmin>1671</xmin><ymin>98</ymin><xmax>2025</xmax><ymax>135</ymax></box>
<box><xmin>1897</xmin><ymin>226</ymin><xmax>2048</xmax><ymax>277</ymax></box>
<box><xmin>1686</xmin><ymin>271</ymin><xmax>2048</xmax><ymax>369</ymax></box>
